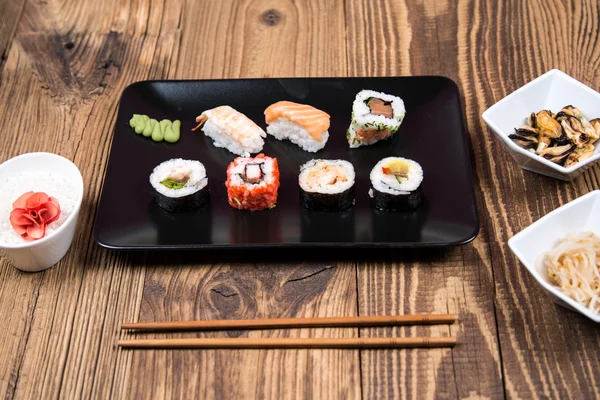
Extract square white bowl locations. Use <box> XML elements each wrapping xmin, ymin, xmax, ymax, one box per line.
<box><xmin>508</xmin><ymin>190</ymin><xmax>600</xmax><ymax>323</ymax></box>
<box><xmin>482</xmin><ymin>69</ymin><xmax>600</xmax><ymax>181</ymax></box>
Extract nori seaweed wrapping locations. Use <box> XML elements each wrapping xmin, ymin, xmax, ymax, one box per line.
<box><xmin>153</xmin><ymin>186</ymin><xmax>209</xmax><ymax>212</ymax></box>
<box><xmin>300</xmin><ymin>186</ymin><xmax>355</xmax><ymax>211</ymax></box>
<box><xmin>370</xmin><ymin>186</ymin><xmax>422</xmax><ymax>211</ymax></box>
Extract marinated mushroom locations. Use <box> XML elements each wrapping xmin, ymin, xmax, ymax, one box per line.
<box><xmin>508</xmin><ymin>126</ymin><xmax>538</xmax><ymax>149</ymax></box>
<box><xmin>560</xmin><ymin>106</ymin><xmax>597</xmax><ymax>140</ymax></box>
<box><xmin>559</xmin><ymin>114</ymin><xmax>589</xmax><ymax>148</ymax></box>
<box><xmin>538</xmin><ymin>144</ymin><xmax>574</xmax><ymax>163</ymax></box>
<box><xmin>535</xmin><ymin>110</ymin><xmax>562</xmax><ymax>139</ymax></box>
<box><xmin>510</xmin><ymin>105</ymin><xmax>599</xmax><ymax>167</ymax></box>
<box><xmin>590</xmin><ymin>118</ymin><xmax>600</xmax><ymax>137</ymax></box>
<box><xmin>564</xmin><ymin>143</ymin><xmax>595</xmax><ymax>168</ymax></box>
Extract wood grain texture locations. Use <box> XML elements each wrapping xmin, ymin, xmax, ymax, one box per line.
<box><xmin>0</xmin><ymin>0</ymin><xmax>26</xmax><ymax>72</ymax></box>
<box><xmin>455</xmin><ymin>1</ymin><xmax>600</xmax><ymax>398</ymax></box>
<box><xmin>123</xmin><ymin>1</ymin><xmax>359</xmax><ymax>398</ymax></box>
<box><xmin>347</xmin><ymin>1</ymin><xmax>505</xmax><ymax>398</ymax></box>
<box><xmin>127</xmin><ymin>262</ymin><xmax>360</xmax><ymax>399</ymax></box>
<box><xmin>0</xmin><ymin>0</ymin><xmax>181</xmax><ymax>398</ymax></box>
<box><xmin>0</xmin><ymin>0</ymin><xmax>600</xmax><ymax>399</ymax></box>
<box><xmin>175</xmin><ymin>0</ymin><xmax>348</xmax><ymax>79</ymax></box>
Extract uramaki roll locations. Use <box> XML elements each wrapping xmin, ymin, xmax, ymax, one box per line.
<box><xmin>225</xmin><ymin>154</ymin><xmax>280</xmax><ymax>211</ymax></box>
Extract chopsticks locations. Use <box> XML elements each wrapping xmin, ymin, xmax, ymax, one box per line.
<box><xmin>119</xmin><ymin>314</ymin><xmax>458</xmax><ymax>349</ymax></box>
<box><xmin>118</xmin><ymin>337</ymin><xmax>456</xmax><ymax>349</ymax></box>
<box><xmin>121</xmin><ymin>314</ymin><xmax>458</xmax><ymax>331</ymax></box>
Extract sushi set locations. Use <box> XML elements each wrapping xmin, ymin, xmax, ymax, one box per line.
<box><xmin>94</xmin><ymin>77</ymin><xmax>479</xmax><ymax>249</ymax></box>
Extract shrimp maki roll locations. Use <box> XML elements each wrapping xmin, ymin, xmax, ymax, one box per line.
<box><xmin>226</xmin><ymin>154</ymin><xmax>280</xmax><ymax>211</ymax></box>
<box><xmin>150</xmin><ymin>159</ymin><xmax>209</xmax><ymax>212</ymax></box>
<box><xmin>193</xmin><ymin>105</ymin><xmax>266</xmax><ymax>156</ymax></box>
<box><xmin>264</xmin><ymin>101</ymin><xmax>330</xmax><ymax>152</ymax></box>
<box><xmin>369</xmin><ymin>157</ymin><xmax>423</xmax><ymax>211</ymax></box>
<box><xmin>347</xmin><ymin>90</ymin><xmax>406</xmax><ymax>148</ymax></box>
<box><xmin>299</xmin><ymin>159</ymin><xmax>355</xmax><ymax>211</ymax></box>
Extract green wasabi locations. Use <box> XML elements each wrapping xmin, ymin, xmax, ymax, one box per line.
<box><xmin>129</xmin><ymin>114</ymin><xmax>140</xmax><ymax>129</ymax></box>
<box><xmin>129</xmin><ymin>114</ymin><xmax>181</xmax><ymax>143</ymax></box>
<box><xmin>151</xmin><ymin>119</ymin><xmax>162</xmax><ymax>141</ymax></box>
<box><xmin>134</xmin><ymin>115</ymin><xmax>147</xmax><ymax>134</ymax></box>
<box><xmin>164</xmin><ymin>120</ymin><xmax>180</xmax><ymax>143</ymax></box>
<box><xmin>143</xmin><ymin>118</ymin><xmax>154</xmax><ymax>137</ymax></box>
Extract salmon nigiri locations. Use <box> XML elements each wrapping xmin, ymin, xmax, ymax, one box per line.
<box><xmin>264</xmin><ymin>101</ymin><xmax>330</xmax><ymax>153</ymax></box>
<box><xmin>193</xmin><ymin>106</ymin><xmax>266</xmax><ymax>157</ymax></box>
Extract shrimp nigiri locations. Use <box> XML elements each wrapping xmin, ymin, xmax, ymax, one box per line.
<box><xmin>193</xmin><ymin>106</ymin><xmax>266</xmax><ymax>157</ymax></box>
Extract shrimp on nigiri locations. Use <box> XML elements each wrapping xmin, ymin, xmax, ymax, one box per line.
<box><xmin>193</xmin><ymin>105</ymin><xmax>266</xmax><ymax>157</ymax></box>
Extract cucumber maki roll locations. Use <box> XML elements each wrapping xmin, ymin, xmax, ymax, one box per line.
<box><xmin>299</xmin><ymin>159</ymin><xmax>355</xmax><ymax>211</ymax></box>
<box><xmin>347</xmin><ymin>90</ymin><xmax>406</xmax><ymax>148</ymax></box>
<box><xmin>368</xmin><ymin>157</ymin><xmax>423</xmax><ymax>211</ymax></box>
<box><xmin>149</xmin><ymin>159</ymin><xmax>209</xmax><ymax>212</ymax></box>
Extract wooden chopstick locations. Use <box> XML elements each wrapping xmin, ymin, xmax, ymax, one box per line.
<box><xmin>118</xmin><ymin>337</ymin><xmax>457</xmax><ymax>349</ymax></box>
<box><xmin>121</xmin><ymin>314</ymin><xmax>457</xmax><ymax>331</ymax></box>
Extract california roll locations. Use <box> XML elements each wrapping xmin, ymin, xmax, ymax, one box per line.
<box><xmin>150</xmin><ymin>159</ymin><xmax>209</xmax><ymax>212</ymax></box>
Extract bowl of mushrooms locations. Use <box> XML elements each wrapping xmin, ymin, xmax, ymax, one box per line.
<box><xmin>482</xmin><ymin>69</ymin><xmax>600</xmax><ymax>181</ymax></box>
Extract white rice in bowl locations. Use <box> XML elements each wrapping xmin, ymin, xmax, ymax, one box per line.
<box><xmin>0</xmin><ymin>170</ymin><xmax>79</xmax><ymax>245</ymax></box>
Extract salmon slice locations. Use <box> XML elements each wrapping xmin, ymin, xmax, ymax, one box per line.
<box><xmin>368</xmin><ymin>98</ymin><xmax>393</xmax><ymax>118</ymax></box>
<box><xmin>193</xmin><ymin>106</ymin><xmax>266</xmax><ymax>141</ymax></box>
<box><xmin>265</xmin><ymin>101</ymin><xmax>330</xmax><ymax>142</ymax></box>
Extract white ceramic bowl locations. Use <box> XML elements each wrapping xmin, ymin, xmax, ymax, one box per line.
<box><xmin>0</xmin><ymin>153</ymin><xmax>84</xmax><ymax>272</ymax></box>
<box><xmin>482</xmin><ymin>69</ymin><xmax>600</xmax><ymax>181</ymax></box>
<box><xmin>508</xmin><ymin>190</ymin><xmax>600</xmax><ymax>323</ymax></box>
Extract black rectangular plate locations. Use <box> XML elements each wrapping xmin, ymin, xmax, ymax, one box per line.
<box><xmin>94</xmin><ymin>77</ymin><xmax>479</xmax><ymax>249</ymax></box>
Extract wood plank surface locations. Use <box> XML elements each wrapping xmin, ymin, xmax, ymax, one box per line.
<box><xmin>0</xmin><ymin>0</ymin><xmax>26</xmax><ymax>73</ymax></box>
<box><xmin>0</xmin><ymin>0</ymin><xmax>599</xmax><ymax>399</ymax></box>
<box><xmin>124</xmin><ymin>1</ymin><xmax>360</xmax><ymax>398</ymax></box>
<box><xmin>346</xmin><ymin>1</ymin><xmax>504</xmax><ymax>398</ymax></box>
<box><xmin>457</xmin><ymin>1</ymin><xmax>600</xmax><ymax>398</ymax></box>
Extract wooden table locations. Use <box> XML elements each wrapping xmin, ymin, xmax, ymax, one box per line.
<box><xmin>1</xmin><ymin>0</ymin><xmax>599</xmax><ymax>398</ymax></box>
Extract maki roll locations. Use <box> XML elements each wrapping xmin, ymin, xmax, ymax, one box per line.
<box><xmin>193</xmin><ymin>105</ymin><xmax>266</xmax><ymax>156</ymax></box>
<box><xmin>264</xmin><ymin>101</ymin><xmax>330</xmax><ymax>152</ymax></box>
<box><xmin>347</xmin><ymin>90</ymin><xmax>406</xmax><ymax>148</ymax></box>
<box><xmin>369</xmin><ymin>157</ymin><xmax>423</xmax><ymax>211</ymax></box>
<box><xmin>149</xmin><ymin>159</ymin><xmax>209</xmax><ymax>212</ymax></box>
<box><xmin>299</xmin><ymin>159</ymin><xmax>355</xmax><ymax>211</ymax></box>
<box><xmin>226</xmin><ymin>154</ymin><xmax>280</xmax><ymax>211</ymax></box>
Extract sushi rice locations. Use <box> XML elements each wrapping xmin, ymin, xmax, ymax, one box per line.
<box><xmin>267</xmin><ymin>118</ymin><xmax>329</xmax><ymax>153</ymax></box>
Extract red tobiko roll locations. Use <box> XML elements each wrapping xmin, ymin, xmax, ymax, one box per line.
<box><xmin>9</xmin><ymin>191</ymin><xmax>61</xmax><ymax>241</ymax></box>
